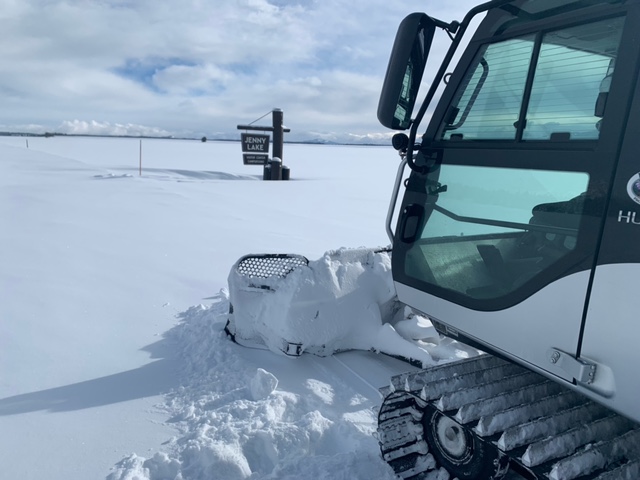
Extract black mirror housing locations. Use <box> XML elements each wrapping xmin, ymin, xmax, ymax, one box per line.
<box><xmin>378</xmin><ymin>13</ymin><xmax>436</xmax><ymax>130</ymax></box>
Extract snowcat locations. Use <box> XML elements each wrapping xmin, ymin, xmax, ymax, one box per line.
<box><xmin>374</xmin><ymin>0</ymin><xmax>640</xmax><ymax>478</ymax></box>
<box><xmin>225</xmin><ymin>0</ymin><xmax>640</xmax><ymax>478</ymax></box>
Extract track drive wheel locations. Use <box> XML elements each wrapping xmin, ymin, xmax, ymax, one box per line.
<box><xmin>424</xmin><ymin>408</ymin><xmax>509</xmax><ymax>480</ymax></box>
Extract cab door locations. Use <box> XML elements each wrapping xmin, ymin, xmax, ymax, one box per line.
<box><xmin>393</xmin><ymin>10</ymin><xmax>634</xmax><ymax>385</ymax></box>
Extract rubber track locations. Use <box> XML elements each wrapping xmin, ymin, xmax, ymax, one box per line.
<box><xmin>377</xmin><ymin>355</ymin><xmax>640</xmax><ymax>480</ymax></box>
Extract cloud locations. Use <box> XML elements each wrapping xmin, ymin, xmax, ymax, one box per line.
<box><xmin>57</xmin><ymin>120</ymin><xmax>172</xmax><ymax>137</ymax></box>
<box><xmin>0</xmin><ymin>0</ymin><xmax>481</xmax><ymax>139</ymax></box>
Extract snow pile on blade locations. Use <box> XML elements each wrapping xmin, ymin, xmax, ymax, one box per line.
<box><xmin>226</xmin><ymin>247</ymin><xmax>475</xmax><ymax>367</ymax></box>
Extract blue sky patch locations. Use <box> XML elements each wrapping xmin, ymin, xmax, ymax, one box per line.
<box><xmin>113</xmin><ymin>58</ymin><xmax>198</xmax><ymax>92</ymax></box>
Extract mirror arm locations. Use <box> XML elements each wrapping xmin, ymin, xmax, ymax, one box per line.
<box><xmin>432</xmin><ymin>18</ymin><xmax>460</xmax><ymax>34</ymax></box>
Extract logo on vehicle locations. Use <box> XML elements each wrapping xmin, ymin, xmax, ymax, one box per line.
<box><xmin>627</xmin><ymin>173</ymin><xmax>640</xmax><ymax>205</ymax></box>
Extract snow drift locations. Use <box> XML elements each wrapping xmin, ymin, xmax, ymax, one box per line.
<box><xmin>108</xmin><ymin>294</ymin><xmax>400</xmax><ymax>480</ymax></box>
<box><xmin>0</xmin><ymin>137</ymin><xmax>483</xmax><ymax>480</ymax></box>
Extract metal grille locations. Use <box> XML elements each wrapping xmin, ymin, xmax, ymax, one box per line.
<box><xmin>236</xmin><ymin>254</ymin><xmax>308</xmax><ymax>279</ymax></box>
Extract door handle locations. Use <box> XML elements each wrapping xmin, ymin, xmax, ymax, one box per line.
<box><xmin>399</xmin><ymin>204</ymin><xmax>424</xmax><ymax>243</ymax></box>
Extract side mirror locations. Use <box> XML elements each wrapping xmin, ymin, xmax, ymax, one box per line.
<box><xmin>378</xmin><ymin>13</ymin><xmax>436</xmax><ymax>130</ymax></box>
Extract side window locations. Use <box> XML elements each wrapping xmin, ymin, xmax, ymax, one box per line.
<box><xmin>524</xmin><ymin>18</ymin><xmax>624</xmax><ymax>140</ymax></box>
<box><xmin>439</xmin><ymin>17</ymin><xmax>624</xmax><ymax>141</ymax></box>
<box><xmin>403</xmin><ymin>165</ymin><xmax>590</xmax><ymax>301</ymax></box>
<box><xmin>441</xmin><ymin>37</ymin><xmax>535</xmax><ymax>140</ymax></box>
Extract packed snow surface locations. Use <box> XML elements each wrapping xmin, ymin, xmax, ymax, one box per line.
<box><xmin>0</xmin><ymin>137</ymin><xmax>474</xmax><ymax>480</ymax></box>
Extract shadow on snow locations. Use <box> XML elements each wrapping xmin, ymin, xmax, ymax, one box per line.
<box><xmin>0</xmin><ymin>339</ymin><xmax>178</xmax><ymax>415</ymax></box>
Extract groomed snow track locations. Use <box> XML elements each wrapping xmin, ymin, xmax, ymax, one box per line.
<box><xmin>377</xmin><ymin>355</ymin><xmax>640</xmax><ymax>480</ymax></box>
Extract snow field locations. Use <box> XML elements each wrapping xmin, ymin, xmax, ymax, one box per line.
<box><xmin>0</xmin><ymin>136</ymin><xmax>472</xmax><ymax>479</ymax></box>
<box><xmin>0</xmin><ymin>137</ymin><xmax>402</xmax><ymax>479</ymax></box>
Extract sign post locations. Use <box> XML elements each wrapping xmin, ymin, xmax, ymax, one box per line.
<box><xmin>272</xmin><ymin>109</ymin><xmax>284</xmax><ymax>161</ymax></box>
<box><xmin>237</xmin><ymin>108</ymin><xmax>291</xmax><ymax>180</ymax></box>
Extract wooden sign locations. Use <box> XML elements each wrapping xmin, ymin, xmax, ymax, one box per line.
<box><xmin>241</xmin><ymin>133</ymin><xmax>270</xmax><ymax>153</ymax></box>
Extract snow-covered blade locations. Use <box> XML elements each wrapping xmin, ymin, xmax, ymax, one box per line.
<box><xmin>225</xmin><ymin>247</ymin><xmax>455</xmax><ymax>366</ymax></box>
<box><xmin>378</xmin><ymin>355</ymin><xmax>640</xmax><ymax>479</ymax></box>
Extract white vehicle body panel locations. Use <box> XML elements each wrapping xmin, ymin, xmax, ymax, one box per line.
<box><xmin>395</xmin><ymin>271</ymin><xmax>590</xmax><ymax>383</ymax></box>
<box><xmin>580</xmin><ymin>263</ymin><xmax>640</xmax><ymax>422</ymax></box>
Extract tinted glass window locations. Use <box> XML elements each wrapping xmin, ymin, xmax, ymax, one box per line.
<box><xmin>441</xmin><ymin>37</ymin><xmax>534</xmax><ymax>140</ymax></box>
<box><xmin>404</xmin><ymin>165</ymin><xmax>589</xmax><ymax>301</ymax></box>
<box><xmin>439</xmin><ymin>17</ymin><xmax>624</xmax><ymax>141</ymax></box>
<box><xmin>524</xmin><ymin>18</ymin><xmax>624</xmax><ymax>140</ymax></box>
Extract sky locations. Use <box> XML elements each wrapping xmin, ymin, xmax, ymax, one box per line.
<box><xmin>0</xmin><ymin>0</ymin><xmax>480</xmax><ymax>141</ymax></box>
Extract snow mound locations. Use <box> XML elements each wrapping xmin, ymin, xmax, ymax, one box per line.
<box><xmin>108</xmin><ymin>294</ymin><xmax>399</xmax><ymax>480</ymax></box>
